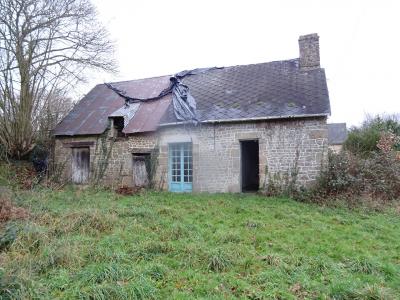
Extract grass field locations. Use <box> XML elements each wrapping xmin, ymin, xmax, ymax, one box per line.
<box><xmin>1</xmin><ymin>187</ymin><xmax>400</xmax><ymax>299</ymax></box>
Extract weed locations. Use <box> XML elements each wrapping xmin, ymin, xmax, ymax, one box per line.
<box><xmin>144</xmin><ymin>264</ymin><xmax>168</xmax><ymax>281</ymax></box>
<box><xmin>259</xmin><ymin>254</ymin><xmax>281</xmax><ymax>266</ymax></box>
<box><xmin>218</xmin><ymin>231</ymin><xmax>242</xmax><ymax>244</ymax></box>
<box><xmin>207</xmin><ymin>248</ymin><xmax>232</xmax><ymax>272</ymax></box>
<box><xmin>0</xmin><ymin>223</ymin><xmax>19</xmax><ymax>251</ymax></box>
<box><xmin>55</xmin><ymin>210</ymin><xmax>117</xmax><ymax>236</ymax></box>
<box><xmin>345</xmin><ymin>257</ymin><xmax>381</xmax><ymax>275</ymax></box>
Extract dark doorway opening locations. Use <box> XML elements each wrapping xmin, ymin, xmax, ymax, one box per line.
<box><xmin>240</xmin><ymin>140</ymin><xmax>259</xmax><ymax>192</ymax></box>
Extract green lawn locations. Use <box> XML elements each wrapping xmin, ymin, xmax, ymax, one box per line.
<box><xmin>1</xmin><ymin>188</ymin><xmax>400</xmax><ymax>299</ymax></box>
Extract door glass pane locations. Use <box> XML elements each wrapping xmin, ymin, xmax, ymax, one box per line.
<box><xmin>170</xmin><ymin>144</ymin><xmax>181</xmax><ymax>182</ymax></box>
<box><xmin>183</xmin><ymin>143</ymin><xmax>192</xmax><ymax>183</ymax></box>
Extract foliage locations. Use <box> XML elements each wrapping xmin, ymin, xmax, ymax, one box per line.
<box><xmin>344</xmin><ymin>114</ymin><xmax>400</xmax><ymax>157</ymax></box>
<box><xmin>377</xmin><ymin>131</ymin><xmax>400</xmax><ymax>154</ymax></box>
<box><xmin>29</xmin><ymin>144</ymin><xmax>48</xmax><ymax>174</ymax></box>
<box><xmin>0</xmin><ymin>0</ymin><xmax>116</xmax><ymax>158</ymax></box>
<box><xmin>300</xmin><ymin>150</ymin><xmax>400</xmax><ymax>204</ymax></box>
<box><xmin>0</xmin><ymin>160</ymin><xmax>41</xmax><ymax>190</ymax></box>
<box><xmin>298</xmin><ymin>114</ymin><xmax>400</xmax><ymax>205</ymax></box>
<box><xmin>91</xmin><ymin>127</ymin><xmax>116</xmax><ymax>185</ymax></box>
<box><xmin>0</xmin><ymin>188</ymin><xmax>399</xmax><ymax>298</ymax></box>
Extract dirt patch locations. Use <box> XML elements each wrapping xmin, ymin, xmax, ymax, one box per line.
<box><xmin>0</xmin><ymin>197</ymin><xmax>30</xmax><ymax>223</ymax></box>
<box><xmin>115</xmin><ymin>186</ymin><xmax>141</xmax><ymax>196</ymax></box>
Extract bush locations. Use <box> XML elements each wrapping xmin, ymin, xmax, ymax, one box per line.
<box><xmin>294</xmin><ymin>114</ymin><xmax>400</xmax><ymax>206</ymax></box>
<box><xmin>344</xmin><ymin>114</ymin><xmax>400</xmax><ymax>157</ymax></box>
<box><xmin>315</xmin><ymin>151</ymin><xmax>360</xmax><ymax>197</ymax></box>
<box><xmin>29</xmin><ymin>144</ymin><xmax>48</xmax><ymax>175</ymax></box>
<box><xmin>361</xmin><ymin>152</ymin><xmax>400</xmax><ymax>200</ymax></box>
<box><xmin>300</xmin><ymin>150</ymin><xmax>400</xmax><ymax>204</ymax></box>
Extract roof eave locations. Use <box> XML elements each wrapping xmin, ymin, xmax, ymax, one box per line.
<box><xmin>159</xmin><ymin>113</ymin><xmax>329</xmax><ymax>127</ymax></box>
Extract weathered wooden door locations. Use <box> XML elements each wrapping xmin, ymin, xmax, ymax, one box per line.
<box><xmin>132</xmin><ymin>156</ymin><xmax>149</xmax><ymax>187</ymax></box>
<box><xmin>71</xmin><ymin>147</ymin><xmax>90</xmax><ymax>184</ymax></box>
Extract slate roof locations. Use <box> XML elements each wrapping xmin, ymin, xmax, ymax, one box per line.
<box><xmin>328</xmin><ymin>123</ymin><xmax>347</xmax><ymax>145</ymax></box>
<box><xmin>53</xmin><ymin>76</ymin><xmax>172</xmax><ymax>136</ymax></box>
<box><xmin>54</xmin><ymin>58</ymin><xmax>331</xmax><ymax>136</ymax></box>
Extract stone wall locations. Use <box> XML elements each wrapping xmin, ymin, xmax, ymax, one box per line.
<box><xmin>53</xmin><ymin>130</ymin><xmax>157</xmax><ymax>187</ymax></box>
<box><xmin>54</xmin><ymin>117</ymin><xmax>328</xmax><ymax>192</ymax></box>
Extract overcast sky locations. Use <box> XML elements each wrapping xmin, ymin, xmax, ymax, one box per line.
<box><xmin>89</xmin><ymin>0</ymin><xmax>400</xmax><ymax>126</ymax></box>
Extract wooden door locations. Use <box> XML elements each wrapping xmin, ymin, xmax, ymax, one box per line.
<box><xmin>132</xmin><ymin>156</ymin><xmax>149</xmax><ymax>187</ymax></box>
<box><xmin>72</xmin><ymin>147</ymin><xmax>90</xmax><ymax>184</ymax></box>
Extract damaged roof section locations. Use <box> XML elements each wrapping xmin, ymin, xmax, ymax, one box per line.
<box><xmin>54</xmin><ymin>59</ymin><xmax>330</xmax><ymax>136</ymax></box>
<box><xmin>53</xmin><ymin>76</ymin><xmax>171</xmax><ymax>136</ymax></box>
<box><xmin>109</xmin><ymin>103</ymin><xmax>140</xmax><ymax>127</ymax></box>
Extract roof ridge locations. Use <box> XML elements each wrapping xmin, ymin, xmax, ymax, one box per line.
<box><xmin>103</xmin><ymin>58</ymin><xmax>302</xmax><ymax>85</ymax></box>
<box><xmin>105</xmin><ymin>74</ymin><xmax>172</xmax><ymax>85</ymax></box>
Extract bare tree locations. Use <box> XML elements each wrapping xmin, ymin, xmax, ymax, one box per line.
<box><xmin>37</xmin><ymin>89</ymin><xmax>74</xmax><ymax>144</ymax></box>
<box><xmin>0</xmin><ymin>0</ymin><xmax>116</xmax><ymax>158</ymax></box>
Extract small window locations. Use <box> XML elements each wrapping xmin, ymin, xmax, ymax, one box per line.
<box><xmin>113</xmin><ymin>117</ymin><xmax>125</xmax><ymax>136</ymax></box>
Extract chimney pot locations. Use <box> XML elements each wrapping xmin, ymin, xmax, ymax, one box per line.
<box><xmin>298</xmin><ymin>33</ymin><xmax>320</xmax><ymax>70</ymax></box>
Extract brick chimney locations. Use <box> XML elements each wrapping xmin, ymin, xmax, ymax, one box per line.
<box><xmin>298</xmin><ymin>33</ymin><xmax>320</xmax><ymax>70</ymax></box>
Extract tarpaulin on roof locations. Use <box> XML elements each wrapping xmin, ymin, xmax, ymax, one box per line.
<box><xmin>105</xmin><ymin>67</ymin><xmax>222</xmax><ymax>125</ymax></box>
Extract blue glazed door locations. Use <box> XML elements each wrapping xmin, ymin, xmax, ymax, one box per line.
<box><xmin>169</xmin><ymin>143</ymin><xmax>192</xmax><ymax>192</ymax></box>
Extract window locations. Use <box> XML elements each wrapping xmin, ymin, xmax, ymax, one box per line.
<box><xmin>113</xmin><ymin>117</ymin><xmax>125</xmax><ymax>137</ymax></box>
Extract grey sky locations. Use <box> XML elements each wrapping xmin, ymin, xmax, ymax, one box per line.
<box><xmin>89</xmin><ymin>0</ymin><xmax>400</xmax><ymax>126</ymax></box>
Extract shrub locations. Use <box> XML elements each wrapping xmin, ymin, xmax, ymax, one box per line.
<box><xmin>29</xmin><ymin>144</ymin><xmax>48</xmax><ymax>175</ymax></box>
<box><xmin>360</xmin><ymin>152</ymin><xmax>400</xmax><ymax>200</ymax></box>
<box><xmin>314</xmin><ymin>151</ymin><xmax>360</xmax><ymax>197</ymax></box>
<box><xmin>344</xmin><ymin>114</ymin><xmax>400</xmax><ymax>157</ymax></box>
<box><xmin>300</xmin><ymin>150</ymin><xmax>400</xmax><ymax>204</ymax></box>
<box><xmin>295</xmin><ymin>114</ymin><xmax>400</xmax><ymax>206</ymax></box>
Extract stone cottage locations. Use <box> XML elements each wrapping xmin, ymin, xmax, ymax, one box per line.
<box><xmin>53</xmin><ymin>33</ymin><xmax>331</xmax><ymax>193</ymax></box>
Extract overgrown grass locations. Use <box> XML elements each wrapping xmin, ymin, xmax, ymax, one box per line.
<box><xmin>1</xmin><ymin>187</ymin><xmax>400</xmax><ymax>299</ymax></box>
